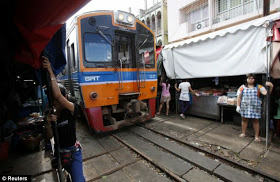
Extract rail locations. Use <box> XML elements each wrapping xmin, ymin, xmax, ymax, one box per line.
<box><xmin>138</xmin><ymin>124</ymin><xmax>280</xmax><ymax>182</ymax></box>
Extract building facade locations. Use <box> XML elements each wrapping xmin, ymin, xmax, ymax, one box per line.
<box><xmin>138</xmin><ymin>0</ymin><xmax>168</xmax><ymax>46</ymax></box>
<box><xmin>168</xmin><ymin>0</ymin><xmax>280</xmax><ymax>42</ymax></box>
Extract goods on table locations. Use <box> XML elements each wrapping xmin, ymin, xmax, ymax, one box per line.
<box><xmin>227</xmin><ymin>98</ymin><xmax>236</xmax><ymax>105</ymax></box>
<box><xmin>217</xmin><ymin>96</ymin><xmax>228</xmax><ymax>104</ymax></box>
<box><xmin>195</xmin><ymin>87</ymin><xmax>226</xmax><ymax>96</ymax></box>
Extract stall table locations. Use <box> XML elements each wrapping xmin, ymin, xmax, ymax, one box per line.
<box><xmin>217</xmin><ymin>103</ymin><xmax>236</xmax><ymax>123</ymax></box>
<box><xmin>186</xmin><ymin>95</ymin><xmax>220</xmax><ymax>120</ymax></box>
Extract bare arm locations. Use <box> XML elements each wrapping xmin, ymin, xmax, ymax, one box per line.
<box><xmin>189</xmin><ymin>86</ymin><xmax>198</xmax><ymax>96</ymax></box>
<box><xmin>159</xmin><ymin>78</ymin><xmax>163</xmax><ymax>86</ymax></box>
<box><xmin>44</xmin><ymin>112</ymin><xmax>56</xmax><ymax>140</ymax></box>
<box><xmin>237</xmin><ymin>94</ymin><xmax>241</xmax><ymax>107</ymax></box>
<box><xmin>264</xmin><ymin>81</ymin><xmax>274</xmax><ymax>95</ymax></box>
<box><xmin>174</xmin><ymin>83</ymin><xmax>180</xmax><ymax>92</ymax></box>
<box><xmin>42</xmin><ymin>56</ymin><xmax>74</xmax><ymax>113</ymax></box>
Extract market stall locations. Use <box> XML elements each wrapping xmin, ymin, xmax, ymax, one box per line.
<box><xmin>162</xmin><ymin>13</ymin><xmax>280</xmax><ymax>122</ymax></box>
<box><xmin>163</xmin><ymin>13</ymin><xmax>280</xmax><ymax>79</ymax></box>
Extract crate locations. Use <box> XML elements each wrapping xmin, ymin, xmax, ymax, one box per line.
<box><xmin>227</xmin><ymin>92</ymin><xmax>237</xmax><ymax>97</ymax></box>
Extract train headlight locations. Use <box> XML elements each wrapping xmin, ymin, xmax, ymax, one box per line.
<box><xmin>127</xmin><ymin>15</ymin><xmax>133</xmax><ymax>23</ymax></box>
<box><xmin>150</xmin><ymin>86</ymin><xmax>156</xmax><ymax>92</ymax></box>
<box><xmin>118</xmin><ymin>13</ymin><xmax>124</xmax><ymax>21</ymax></box>
<box><xmin>90</xmin><ymin>92</ymin><xmax>98</xmax><ymax>100</ymax></box>
<box><xmin>115</xmin><ymin>11</ymin><xmax>135</xmax><ymax>26</ymax></box>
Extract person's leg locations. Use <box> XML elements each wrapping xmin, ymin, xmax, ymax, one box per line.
<box><xmin>179</xmin><ymin>101</ymin><xmax>186</xmax><ymax>119</ymax></box>
<box><xmin>240</xmin><ymin>117</ymin><xmax>249</xmax><ymax>137</ymax></box>
<box><xmin>68</xmin><ymin>147</ymin><xmax>85</xmax><ymax>182</ymax></box>
<box><xmin>181</xmin><ymin>101</ymin><xmax>190</xmax><ymax>114</ymax></box>
<box><xmin>165</xmin><ymin>100</ymin><xmax>170</xmax><ymax>116</ymax></box>
<box><xmin>252</xmin><ymin>119</ymin><xmax>260</xmax><ymax>139</ymax></box>
<box><xmin>157</xmin><ymin>102</ymin><xmax>164</xmax><ymax>115</ymax></box>
<box><xmin>180</xmin><ymin>101</ymin><xmax>186</xmax><ymax>114</ymax></box>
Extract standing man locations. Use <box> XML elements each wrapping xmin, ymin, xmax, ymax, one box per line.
<box><xmin>42</xmin><ymin>56</ymin><xmax>86</xmax><ymax>182</ymax></box>
<box><xmin>175</xmin><ymin>79</ymin><xmax>199</xmax><ymax>119</ymax></box>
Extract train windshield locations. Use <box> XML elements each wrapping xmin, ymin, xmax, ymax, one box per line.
<box><xmin>84</xmin><ymin>33</ymin><xmax>112</xmax><ymax>62</ymax></box>
<box><xmin>137</xmin><ymin>23</ymin><xmax>155</xmax><ymax>67</ymax></box>
<box><xmin>139</xmin><ymin>40</ymin><xmax>154</xmax><ymax>65</ymax></box>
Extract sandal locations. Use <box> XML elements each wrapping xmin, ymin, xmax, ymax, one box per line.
<box><xmin>156</xmin><ymin>112</ymin><xmax>160</xmax><ymax>115</ymax></box>
<box><xmin>239</xmin><ymin>134</ymin><xmax>246</xmax><ymax>138</ymax></box>
<box><xmin>254</xmin><ymin>137</ymin><xmax>261</xmax><ymax>142</ymax></box>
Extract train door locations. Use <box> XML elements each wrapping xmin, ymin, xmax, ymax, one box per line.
<box><xmin>114</xmin><ymin>33</ymin><xmax>138</xmax><ymax>93</ymax></box>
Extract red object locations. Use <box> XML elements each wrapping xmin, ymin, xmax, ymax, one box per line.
<box><xmin>13</xmin><ymin>0</ymin><xmax>90</xmax><ymax>68</ymax></box>
<box><xmin>148</xmin><ymin>98</ymin><xmax>156</xmax><ymax>119</ymax></box>
<box><xmin>156</xmin><ymin>46</ymin><xmax>163</xmax><ymax>60</ymax></box>
<box><xmin>272</xmin><ymin>21</ymin><xmax>280</xmax><ymax>42</ymax></box>
<box><xmin>84</xmin><ymin>99</ymin><xmax>156</xmax><ymax>132</ymax></box>
<box><xmin>0</xmin><ymin>142</ymin><xmax>10</xmax><ymax>160</ymax></box>
<box><xmin>84</xmin><ymin>107</ymin><xmax>109</xmax><ymax>133</ymax></box>
<box><xmin>144</xmin><ymin>51</ymin><xmax>150</xmax><ymax>64</ymax></box>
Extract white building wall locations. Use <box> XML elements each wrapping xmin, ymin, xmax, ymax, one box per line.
<box><xmin>168</xmin><ymin>0</ymin><xmax>280</xmax><ymax>43</ymax></box>
<box><xmin>167</xmin><ymin>0</ymin><xmax>189</xmax><ymax>42</ymax></box>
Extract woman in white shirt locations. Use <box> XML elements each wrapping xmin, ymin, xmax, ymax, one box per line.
<box><xmin>175</xmin><ymin>80</ymin><xmax>199</xmax><ymax>119</ymax></box>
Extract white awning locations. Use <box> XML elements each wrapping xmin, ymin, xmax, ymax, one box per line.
<box><xmin>162</xmin><ymin>13</ymin><xmax>280</xmax><ymax>79</ymax></box>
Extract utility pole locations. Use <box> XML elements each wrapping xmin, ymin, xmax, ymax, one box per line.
<box><xmin>263</xmin><ymin>0</ymin><xmax>270</xmax><ymax>16</ymax></box>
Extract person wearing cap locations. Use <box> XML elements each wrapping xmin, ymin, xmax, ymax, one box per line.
<box><xmin>236</xmin><ymin>73</ymin><xmax>273</xmax><ymax>142</ymax></box>
<box><xmin>42</xmin><ymin>57</ymin><xmax>85</xmax><ymax>182</ymax></box>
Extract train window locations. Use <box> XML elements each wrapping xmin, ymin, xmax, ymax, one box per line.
<box><xmin>84</xmin><ymin>33</ymin><xmax>112</xmax><ymax>62</ymax></box>
<box><xmin>139</xmin><ymin>42</ymin><xmax>155</xmax><ymax>66</ymax></box>
<box><xmin>116</xmin><ymin>35</ymin><xmax>132</xmax><ymax>63</ymax></box>
<box><xmin>70</xmin><ymin>43</ymin><xmax>76</xmax><ymax>69</ymax></box>
<box><xmin>137</xmin><ymin>22</ymin><xmax>155</xmax><ymax>68</ymax></box>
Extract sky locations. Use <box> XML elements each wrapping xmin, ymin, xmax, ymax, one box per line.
<box><xmin>67</xmin><ymin>0</ymin><xmax>146</xmax><ymax>25</ymax></box>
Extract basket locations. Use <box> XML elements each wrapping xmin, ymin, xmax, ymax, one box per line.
<box><xmin>21</xmin><ymin>133</ymin><xmax>42</xmax><ymax>151</ymax></box>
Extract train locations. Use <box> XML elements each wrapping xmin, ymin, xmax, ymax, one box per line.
<box><xmin>57</xmin><ymin>10</ymin><xmax>157</xmax><ymax>132</ymax></box>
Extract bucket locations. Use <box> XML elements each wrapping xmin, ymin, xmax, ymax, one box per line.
<box><xmin>0</xmin><ymin>141</ymin><xmax>10</xmax><ymax>160</ymax></box>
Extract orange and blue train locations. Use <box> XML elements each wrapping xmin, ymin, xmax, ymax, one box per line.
<box><xmin>57</xmin><ymin>10</ymin><xmax>157</xmax><ymax>132</ymax></box>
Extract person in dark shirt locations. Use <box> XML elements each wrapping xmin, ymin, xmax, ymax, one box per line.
<box><xmin>42</xmin><ymin>56</ymin><xmax>85</xmax><ymax>182</ymax></box>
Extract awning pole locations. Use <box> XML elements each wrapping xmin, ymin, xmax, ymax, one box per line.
<box><xmin>265</xmin><ymin>34</ymin><xmax>269</xmax><ymax>151</ymax></box>
<box><xmin>265</xmin><ymin>21</ymin><xmax>271</xmax><ymax>151</ymax></box>
<box><xmin>171</xmin><ymin>48</ymin><xmax>178</xmax><ymax>114</ymax></box>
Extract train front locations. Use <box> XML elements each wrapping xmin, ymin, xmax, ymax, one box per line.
<box><xmin>78</xmin><ymin>11</ymin><xmax>157</xmax><ymax>132</ymax></box>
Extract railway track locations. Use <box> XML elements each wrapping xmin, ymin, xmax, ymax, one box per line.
<box><xmin>87</xmin><ymin>135</ymin><xmax>141</xmax><ymax>182</ymax></box>
<box><xmin>31</xmin><ymin>142</ymin><xmax>126</xmax><ymax>179</ymax></box>
<box><xmin>111</xmin><ymin>125</ymin><xmax>279</xmax><ymax>182</ymax></box>
<box><xmin>139</xmin><ymin>124</ymin><xmax>280</xmax><ymax>181</ymax></box>
<box><xmin>32</xmin><ymin>121</ymin><xmax>279</xmax><ymax>182</ymax></box>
